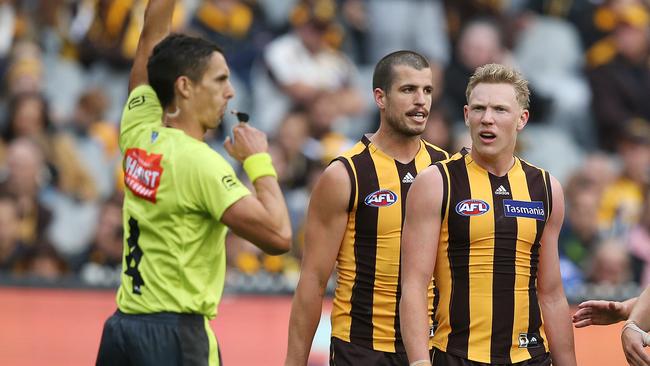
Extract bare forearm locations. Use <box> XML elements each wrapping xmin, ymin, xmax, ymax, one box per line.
<box><xmin>286</xmin><ymin>279</ymin><xmax>326</xmax><ymax>366</ymax></box>
<box><xmin>400</xmin><ymin>288</ymin><xmax>431</xmax><ymax>363</ymax></box>
<box><xmin>621</xmin><ymin>297</ymin><xmax>639</xmax><ymax>321</ymax></box>
<box><xmin>129</xmin><ymin>0</ymin><xmax>175</xmax><ymax>90</ymax></box>
<box><xmin>141</xmin><ymin>0</ymin><xmax>174</xmax><ymax>40</ymax></box>
<box><xmin>251</xmin><ymin>176</ymin><xmax>291</xmax><ymax>254</ymax></box>
<box><xmin>629</xmin><ymin>287</ymin><xmax>650</xmax><ymax>330</ymax></box>
<box><xmin>540</xmin><ymin>294</ymin><xmax>576</xmax><ymax>366</ymax></box>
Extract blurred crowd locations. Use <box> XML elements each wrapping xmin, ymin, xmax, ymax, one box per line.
<box><xmin>0</xmin><ymin>0</ymin><xmax>648</xmax><ymax>299</ymax></box>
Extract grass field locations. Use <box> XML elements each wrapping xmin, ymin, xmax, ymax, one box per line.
<box><xmin>0</xmin><ymin>287</ymin><xmax>635</xmax><ymax>365</ymax></box>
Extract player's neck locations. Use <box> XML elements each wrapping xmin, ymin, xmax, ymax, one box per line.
<box><xmin>470</xmin><ymin>148</ymin><xmax>516</xmax><ymax>177</ymax></box>
<box><xmin>369</xmin><ymin>128</ymin><xmax>421</xmax><ymax>164</ymax></box>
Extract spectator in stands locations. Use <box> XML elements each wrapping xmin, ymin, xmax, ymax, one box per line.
<box><xmin>21</xmin><ymin>242</ymin><xmax>69</xmax><ymax>281</ymax></box>
<box><xmin>254</xmin><ymin>0</ymin><xmax>365</xmax><ymax>133</ymax></box>
<box><xmin>0</xmin><ymin>0</ymin><xmax>18</xmax><ymax>79</ymax></box>
<box><xmin>0</xmin><ymin>138</ymin><xmax>52</xmax><ymax>248</ymax></box>
<box><xmin>67</xmin><ymin>88</ymin><xmax>119</xmax><ymax>199</ymax></box>
<box><xmin>584</xmin><ymin>0</ymin><xmax>649</xmax><ymax>68</ymax></box>
<box><xmin>74</xmin><ymin>0</ymin><xmax>177</xmax><ymax>70</ymax></box>
<box><xmin>273</xmin><ymin>110</ymin><xmax>313</xmax><ymax>190</ymax></box>
<box><xmin>587</xmin><ymin>239</ymin><xmax>632</xmax><ymax>286</ymax></box>
<box><xmin>4</xmin><ymin>40</ymin><xmax>44</xmax><ymax>96</ymax></box>
<box><xmin>629</xmin><ymin>186</ymin><xmax>650</xmax><ymax>285</ymax></box>
<box><xmin>560</xmin><ymin>172</ymin><xmax>604</xmax><ymax>272</ymax></box>
<box><xmin>588</xmin><ymin>2</ymin><xmax>650</xmax><ymax>151</ymax></box>
<box><xmin>365</xmin><ymin>0</ymin><xmax>449</xmax><ymax>65</ymax></box>
<box><xmin>3</xmin><ymin>92</ymin><xmax>98</xmax><ymax>202</ymax></box>
<box><xmin>444</xmin><ymin>18</ymin><xmax>515</xmax><ymax>123</ymax></box>
<box><xmin>421</xmin><ymin>104</ymin><xmax>453</xmax><ymax>152</ymax></box>
<box><xmin>513</xmin><ymin>8</ymin><xmax>594</xmax><ymax>148</ymax></box>
<box><xmin>77</xmin><ymin>194</ymin><xmax>123</xmax><ymax>286</ymax></box>
<box><xmin>580</xmin><ymin>152</ymin><xmax>618</xmax><ymax>193</ymax></box>
<box><xmin>0</xmin><ymin>194</ymin><xmax>27</xmax><ymax>274</ymax></box>
<box><xmin>598</xmin><ymin>119</ymin><xmax>650</xmax><ymax>235</ymax></box>
<box><xmin>443</xmin><ymin>0</ymin><xmax>514</xmax><ymax>43</ymax></box>
<box><xmin>3</xmin><ymin>92</ymin><xmax>101</xmax><ymax>260</ymax></box>
<box><xmin>189</xmin><ymin>0</ymin><xmax>273</xmax><ymax>89</ymax></box>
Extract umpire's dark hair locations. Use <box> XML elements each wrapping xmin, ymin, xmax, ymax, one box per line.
<box><xmin>372</xmin><ymin>50</ymin><xmax>430</xmax><ymax>94</ymax></box>
<box><xmin>147</xmin><ymin>34</ymin><xmax>223</xmax><ymax>108</ymax></box>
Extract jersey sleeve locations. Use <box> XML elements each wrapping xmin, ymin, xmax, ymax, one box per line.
<box><xmin>188</xmin><ymin>148</ymin><xmax>251</xmax><ymax>221</ymax></box>
<box><xmin>119</xmin><ymin>85</ymin><xmax>163</xmax><ymax>152</ymax></box>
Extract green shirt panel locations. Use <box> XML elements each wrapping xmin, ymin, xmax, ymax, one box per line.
<box><xmin>116</xmin><ymin>85</ymin><xmax>250</xmax><ymax>318</ymax></box>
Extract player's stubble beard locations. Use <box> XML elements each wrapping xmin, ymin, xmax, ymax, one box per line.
<box><xmin>385</xmin><ymin>110</ymin><xmax>425</xmax><ymax>139</ymax></box>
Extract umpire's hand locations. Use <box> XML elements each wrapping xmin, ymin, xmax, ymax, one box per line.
<box><xmin>224</xmin><ymin>122</ymin><xmax>269</xmax><ymax>163</ymax></box>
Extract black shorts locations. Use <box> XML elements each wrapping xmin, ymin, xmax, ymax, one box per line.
<box><xmin>330</xmin><ymin>337</ymin><xmax>435</xmax><ymax>366</ymax></box>
<box><xmin>431</xmin><ymin>348</ymin><xmax>551</xmax><ymax>366</ymax></box>
<box><xmin>96</xmin><ymin>310</ymin><xmax>222</xmax><ymax>366</ymax></box>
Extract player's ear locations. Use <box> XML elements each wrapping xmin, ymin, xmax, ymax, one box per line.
<box><xmin>373</xmin><ymin>88</ymin><xmax>386</xmax><ymax>110</ymax></box>
<box><xmin>517</xmin><ymin>109</ymin><xmax>529</xmax><ymax>131</ymax></box>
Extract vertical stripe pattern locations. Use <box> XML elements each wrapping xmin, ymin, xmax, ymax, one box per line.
<box><xmin>349</xmin><ymin>147</ymin><xmax>379</xmax><ymax>348</ymax></box>
<box><xmin>522</xmin><ymin>161</ymin><xmax>551</xmax><ymax>357</ymax></box>
<box><xmin>432</xmin><ymin>154</ymin><xmax>550</xmax><ymax>363</ymax></box>
<box><xmin>445</xmin><ymin>158</ymin><xmax>472</xmax><ymax>358</ymax></box>
<box><xmin>488</xmin><ymin>174</ymin><xmax>516</xmax><ymax>363</ymax></box>
<box><xmin>392</xmin><ymin>160</ymin><xmax>417</xmax><ymax>350</ymax></box>
<box><xmin>330</xmin><ymin>137</ymin><xmax>448</xmax><ymax>352</ymax></box>
<box><xmin>466</xmin><ymin>162</ymin><xmax>495</xmax><ymax>362</ymax></box>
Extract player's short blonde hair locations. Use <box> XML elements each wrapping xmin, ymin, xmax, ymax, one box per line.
<box><xmin>465</xmin><ymin>63</ymin><xmax>530</xmax><ymax>109</ymax></box>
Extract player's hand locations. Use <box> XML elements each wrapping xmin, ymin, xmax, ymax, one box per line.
<box><xmin>572</xmin><ymin>300</ymin><xmax>627</xmax><ymax>328</ymax></box>
<box><xmin>622</xmin><ymin>327</ymin><xmax>650</xmax><ymax>366</ymax></box>
<box><xmin>224</xmin><ymin>123</ymin><xmax>268</xmax><ymax>162</ymax></box>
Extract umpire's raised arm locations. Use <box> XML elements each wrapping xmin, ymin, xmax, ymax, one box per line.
<box><xmin>128</xmin><ymin>0</ymin><xmax>175</xmax><ymax>92</ymax></box>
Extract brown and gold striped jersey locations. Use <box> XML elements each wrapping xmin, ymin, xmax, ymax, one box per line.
<box><xmin>331</xmin><ymin>135</ymin><xmax>448</xmax><ymax>352</ymax></box>
<box><xmin>432</xmin><ymin>149</ymin><xmax>553</xmax><ymax>364</ymax></box>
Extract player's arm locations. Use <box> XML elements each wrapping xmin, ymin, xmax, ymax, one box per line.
<box><xmin>128</xmin><ymin>0</ymin><xmax>175</xmax><ymax>92</ymax></box>
<box><xmin>537</xmin><ymin>175</ymin><xmax>577</xmax><ymax>366</ymax></box>
<box><xmin>284</xmin><ymin>161</ymin><xmax>350</xmax><ymax>366</ymax></box>
<box><xmin>573</xmin><ymin>297</ymin><xmax>637</xmax><ymax>328</ymax></box>
<box><xmin>400</xmin><ymin>166</ymin><xmax>443</xmax><ymax>365</ymax></box>
<box><xmin>622</xmin><ymin>286</ymin><xmax>650</xmax><ymax>366</ymax></box>
<box><xmin>222</xmin><ymin>124</ymin><xmax>291</xmax><ymax>255</ymax></box>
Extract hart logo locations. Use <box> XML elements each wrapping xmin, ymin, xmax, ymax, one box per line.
<box><xmin>124</xmin><ymin>148</ymin><xmax>164</xmax><ymax>203</ymax></box>
<box><xmin>455</xmin><ymin>199</ymin><xmax>490</xmax><ymax>216</ymax></box>
<box><xmin>364</xmin><ymin>189</ymin><xmax>398</xmax><ymax>207</ymax></box>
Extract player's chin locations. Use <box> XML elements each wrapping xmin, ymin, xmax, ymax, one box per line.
<box><xmin>404</xmin><ymin>124</ymin><xmax>425</xmax><ymax>137</ymax></box>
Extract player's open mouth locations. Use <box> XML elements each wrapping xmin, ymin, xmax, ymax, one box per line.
<box><xmin>479</xmin><ymin>132</ymin><xmax>496</xmax><ymax>143</ymax></box>
<box><xmin>406</xmin><ymin>111</ymin><xmax>427</xmax><ymax>123</ymax></box>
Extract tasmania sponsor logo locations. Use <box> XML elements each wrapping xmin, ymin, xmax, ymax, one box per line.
<box><xmin>455</xmin><ymin>199</ymin><xmax>490</xmax><ymax>216</ymax></box>
<box><xmin>123</xmin><ymin>148</ymin><xmax>163</xmax><ymax>203</ymax></box>
<box><xmin>364</xmin><ymin>189</ymin><xmax>398</xmax><ymax>207</ymax></box>
<box><xmin>504</xmin><ymin>199</ymin><xmax>545</xmax><ymax>220</ymax></box>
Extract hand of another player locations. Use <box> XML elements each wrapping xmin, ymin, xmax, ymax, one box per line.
<box><xmin>224</xmin><ymin>123</ymin><xmax>269</xmax><ymax>163</ymax></box>
<box><xmin>622</xmin><ymin>327</ymin><xmax>650</xmax><ymax>366</ymax></box>
<box><xmin>572</xmin><ymin>300</ymin><xmax>626</xmax><ymax>328</ymax></box>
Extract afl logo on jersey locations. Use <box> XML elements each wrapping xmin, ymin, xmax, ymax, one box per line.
<box><xmin>455</xmin><ymin>199</ymin><xmax>490</xmax><ymax>216</ymax></box>
<box><xmin>364</xmin><ymin>189</ymin><xmax>398</xmax><ymax>207</ymax></box>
